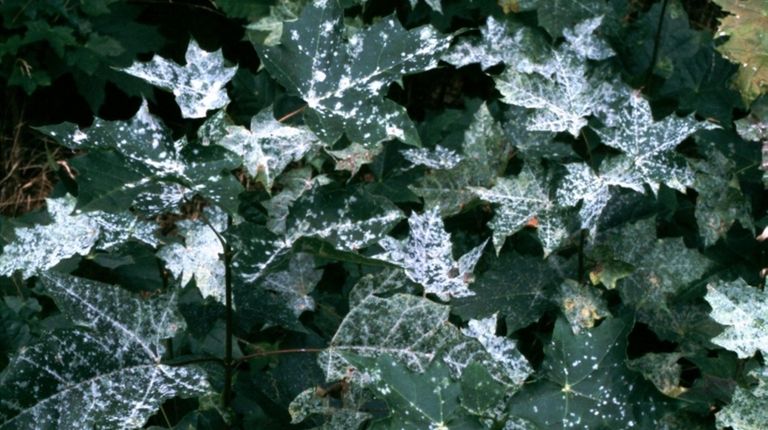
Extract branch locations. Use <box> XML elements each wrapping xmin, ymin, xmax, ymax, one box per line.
<box><xmin>234</xmin><ymin>348</ymin><xmax>323</xmax><ymax>367</ymax></box>
<box><xmin>277</xmin><ymin>105</ymin><xmax>307</xmax><ymax>123</ymax></box>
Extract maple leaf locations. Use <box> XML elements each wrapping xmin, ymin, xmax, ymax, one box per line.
<box><xmin>557</xmin><ymin>89</ymin><xmax>717</xmax><ymax>230</ymax></box>
<box><xmin>122</xmin><ymin>39</ymin><xmax>237</xmax><ymax>118</ymax></box>
<box><xmin>216</xmin><ymin>108</ymin><xmax>321</xmax><ymax>189</ymax></box>
<box><xmin>735</xmin><ymin>96</ymin><xmax>768</xmax><ymax>186</ymax></box>
<box><xmin>261</xmin><ymin>167</ymin><xmax>332</xmax><ymax>235</ymax></box>
<box><xmin>401</xmin><ymin>145</ymin><xmax>462</xmax><ymax>169</ymax></box>
<box><xmin>556</xmin><ymin>162</ymin><xmax>615</xmax><ymax>233</ymax></box>
<box><xmin>443</xmin><ymin>313</ymin><xmax>532</xmax><ymax>389</ymax></box>
<box><xmin>408</xmin><ymin>103</ymin><xmax>511</xmax><ymax>215</ymax></box>
<box><xmin>716</xmin><ymin>367</ymin><xmax>768</xmax><ymax>430</ymax></box>
<box><xmin>594</xmin><ymin>89</ymin><xmax>717</xmax><ymax>194</ymax></box>
<box><xmin>705</xmin><ymin>278</ymin><xmax>768</xmax><ymax>358</ymax></box>
<box><xmin>442</xmin><ymin>16</ymin><xmax>546</xmax><ymax>71</ymax></box>
<box><xmin>508</xmin><ymin>317</ymin><xmax>670</xmax><ymax>429</ymax></box>
<box><xmin>593</xmin><ymin>218</ymin><xmax>713</xmax><ymax>344</ymax></box>
<box><xmin>0</xmin><ymin>272</ymin><xmax>209</xmax><ymax>429</ymax></box>
<box><xmin>260</xmin><ymin>252</ymin><xmax>322</xmax><ymax>317</ymax></box>
<box><xmin>157</xmin><ymin>206</ymin><xmax>226</xmax><ymax>303</ymax></box>
<box><xmin>452</xmin><ymin>250</ymin><xmax>564</xmax><ymax>332</ymax></box>
<box><xmin>628</xmin><ymin>352</ymin><xmax>687</xmax><ymax>398</ymax></box>
<box><xmin>493</xmin><ymin>17</ymin><xmax>619</xmax><ymax>136</ymax></box>
<box><xmin>344</xmin><ymin>355</ymin><xmax>473</xmax><ymax>429</ymax></box>
<box><xmin>690</xmin><ymin>149</ymin><xmax>753</xmax><ymax>246</ymax></box>
<box><xmin>712</xmin><ymin>0</ymin><xmax>768</xmax><ymax>104</ymax></box>
<box><xmin>318</xmin><ymin>293</ymin><xmax>457</xmax><ymax>381</ymax></box>
<box><xmin>557</xmin><ymin>279</ymin><xmax>610</xmax><ymax>334</ymax></box>
<box><xmin>0</xmin><ymin>195</ymin><xmax>157</xmax><ymax>279</ymax></box>
<box><xmin>245</xmin><ymin>0</ymin><xmax>310</xmax><ymax>46</ymax></box>
<box><xmin>522</xmin><ymin>0</ymin><xmax>612</xmax><ymax>38</ymax></box>
<box><xmin>256</xmin><ymin>0</ymin><xmax>450</xmax><ymax>145</ymax></box>
<box><xmin>471</xmin><ymin>166</ymin><xmax>570</xmax><ymax>255</ymax></box>
<box><xmin>232</xmin><ymin>185</ymin><xmax>402</xmax><ymax>288</ymax></box>
<box><xmin>38</xmin><ymin>103</ymin><xmax>243</xmax><ymax>214</ymax></box>
<box><xmin>376</xmin><ymin>208</ymin><xmax>487</xmax><ymax>301</ymax></box>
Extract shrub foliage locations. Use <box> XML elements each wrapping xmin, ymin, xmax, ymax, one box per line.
<box><xmin>1</xmin><ymin>0</ymin><xmax>768</xmax><ymax>429</ymax></box>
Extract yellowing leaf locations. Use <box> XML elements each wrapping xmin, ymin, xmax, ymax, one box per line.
<box><xmin>713</xmin><ymin>0</ymin><xmax>768</xmax><ymax>104</ymax></box>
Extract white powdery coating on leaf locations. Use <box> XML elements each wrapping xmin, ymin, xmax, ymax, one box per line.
<box><xmin>716</xmin><ymin>367</ymin><xmax>768</xmax><ymax>430</ymax></box>
<box><xmin>442</xmin><ymin>17</ymin><xmax>539</xmax><ymax>72</ymax></box>
<box><xmin>0</xmin><ymin>195</ymin><xmax>157</xmax><ymax>279</ymax></box>
<box><xmin>376</xmin><ymin>208</ymin><xmax>486</xmax><ymax>301</ymax></box>
<box><xmin>262</xmin><ymin>169</ymin><xmax>331</xmax><ymax>235</ymax></box>
<box><xmin>261</xmin><ymin>253</ymin><xmax>322</xmax><ymax>316</ymax></box>
<box><xmin>288</xmin><ymin>386</ymin><xmax>371</xmax><ymax>427</ymax></box>
<box><xmin>562</xmin><ymin>16</ymin><xmax>614</xmax><ymax>61</ymax></box>
<box><xmin>595</xmin><ymin>89</ymin><xmax>717</xmax><ymax>194</ymax></box>
<box><xmin>288</xmin><ymin>192</ymin><xmax>403</xmax><ymax>252</ymax></box>
<box><xmin>705</xmin><ymin>278</ymin><xmax>768</xmax><ymax>358</ymax></box>
<box><xmin>259</xmin><ymin>3</ymin><xmax>450</xmax><ymax>146</ymax></box>
<box><xmin>216</xmin><ymin>110</ymin><xmax>320</xmax><ymax>188</ymax></box>
<box><xmin>239</xmin><ymin>188</ymin><xmax>402</xmax><ymax>284</ymax></box>
<box><xmin>401</xmin><ymin>145</ymin><xmax>462</xmax><ymax>169</ymax></box>
<box><xmin>39</xmin><ymin>271</ymin><xmax>185</xmax><ymax>352</ymax></box>
<box><xmin>157</xmin><ymin>207</ymin><xmax>226</xmax><ymax>303</ymax></box>
<box><xmin>461</xmin><ymin>313</ymin><xmax>532</xmax><ymax>386</ymax></box>
<box><xmin>408</xmin><ymin>103</ymin><xmax>509</xmax><ymax>217</ymax></box>
<box><xmin>319</xmin><ymin>294</ymin><xmax>454</xmax><ymax>381</ymax></box>
<box><xmin>122</xmin><ymin>40</ymin><xmax>237</xmax><ymax>118</ymax></box>
<box><xmin>0</xmin><ymin>272</ymin><xmax>210</xmax><ymax>428</ymax></box>
<box><xmin>557</xmin><ymin>163</ymin><xmax>612</xmax><ymax>232</ymax></box>
<box><xmin>471</xmin><ymin>169</ymin><xmax>547</xmax><ymax>252</ymax></box>
<box><xmin>492</xmin><ymin>17</ymin><xmax>622</xmax><ymax>137</ymax></box>
<box><xmin>495</xmin><ymin>52</ymin><xmax>618</xmax><ymax>137</ymax></box>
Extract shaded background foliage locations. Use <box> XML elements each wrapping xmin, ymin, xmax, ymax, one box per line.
<box><xmin>0</xmin><ymin>0</ymin><xmax>767</xmax><ymax>429</ymax></box>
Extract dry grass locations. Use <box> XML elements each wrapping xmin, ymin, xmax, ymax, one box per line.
<box><xmin>0</xmin><ymin>100</ymin><xmax>72</xmax><ymax>217</ymax></box>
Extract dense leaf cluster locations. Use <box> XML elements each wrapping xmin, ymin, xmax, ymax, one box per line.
<box><xmin>1</xmin><ymin>0</ymin><xmax>768</xmax><ymax>429</ymax></box>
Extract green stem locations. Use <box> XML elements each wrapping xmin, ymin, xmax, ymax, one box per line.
<box><xmin>233</xmin><ymin>347</ymin><xmax>323</xmax><ymax>367</ymax></box>
<box><xmin>163</xmin><ymin>356</ymin><xmax>225</xmax><ymax>367</ymax></box>
<box><xmin>645</xmin><ymin>0</ymin><xmax>669</xmax><ymax>88</ymax></box>
<box><xmin>192</xmin><ymin>205</ymin><xmax>234</xmax><ymax>408</ymax></box>
<box><xmin>222</xmin><ymin>217</ymin><xmax>233</xmax><ymax>408</ymax></box>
